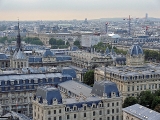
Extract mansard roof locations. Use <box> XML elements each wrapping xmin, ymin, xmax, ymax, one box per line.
<box><xmin>91</xmin><ymin>80</ymin><xmax>119</xmax><ymax>98</ymax></box>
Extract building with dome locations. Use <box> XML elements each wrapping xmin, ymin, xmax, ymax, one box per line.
<box><xmin>126</xmin><ymin>43</ymin><xmax>144</xmax><ymax>66</ymax></box>
<box><xmin>10</xmin><ymin>22</ymin><xmax>28</xmax><ymax>69</ymax></box>
<box><xmin>94</xmin><ymin>43</ymin><xmax>160</xmax><ymax>100</ymax></box>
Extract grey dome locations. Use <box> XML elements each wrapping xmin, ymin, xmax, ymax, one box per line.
<box><xmin>128</xmin><ymin>43</ymin><xmax>143</xmax><ymax>56</ymax></box>
<box><xmin>43</xmin><ymin>49</ymin><xmax>54</xmax><ymax>57</ymax></box>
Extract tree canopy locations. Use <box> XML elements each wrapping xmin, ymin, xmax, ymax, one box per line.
<box><xmin>73</xmin><ymin>40</ymin><xmax>80</xmax><ymax>47</ymax></box>
<box><xmin>23</xmin><ymin>37</ymin><xmax>43</xmax><ymax>45</ymax></box>
<box><xmin>123</xmin><ymin>97</ymin><xmax>138</xmax><ymax>108</ymax></box>
<box><xmin>93</xmin><ymin>42</ymin><xmax>127</xmax><ymax>54</ymax></box>
<box><xmin>0</xmin><ymin>37</ymin><xmax>16</xmax><ymax>44</ymax></box>
<box><xmin>123</xmin><ymin>90</ymin><xmax>160</xmax><ymax>113</ymax></box>
<box><xmin>83</xmin><ymin>70</ymin><xmax>94</xmax><ymax>86</ymax></box>
<box><xmin>49</xmin><ymin>38</ymin><xmax>69</xmax><ymax>49</ymax></box>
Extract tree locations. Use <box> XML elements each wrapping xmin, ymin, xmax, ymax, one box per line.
<box><xmin>73</xmin><ymin>40</ymin><xmax>80</xmax><ymax>46</ymax></box>
<box><xmin>138</xmin><ymin>91</ymin><xmax>153</xmax><ymax>109</ymax></box>
<box><xmin>83</xmin><ymin>70</ymin><xmax>94</xmax><ymax>86</ymax></box>
<box><xmin>0</xmin><ymin>37</ymin><xmax>8</xmax><ymax>43</ymax></box>
<box><xmin>151</xmin><ymin>96</ymin><xmax>160</xmax><ymax>109</ymax></box>
<box><xmin>23</xmin><ymin>37</ymin><xmax>43</xmax><ymax>45</ymax></box>
<box><xmin>123</xmin><ymin>97</ymin><xmax>138</xmax><ymax>108</ymax></box>
<box><xmin>154</xmin><ymin>104</ymin><xmax>160</xmax><ymax>113</ymax></box>
<box><xmin>49</xmin><ymin>38</ymin><xmax>57</xmax><ymax>45</ymax></box>
<box><xmin>56</xmin><ymin>39</ymin><xmax>65</xmax><ymax>45</ymax></box>
<box><xmin>66</xmin><ymin>41</ymin><xmax>70</xmax><ymax>45</ymax></box>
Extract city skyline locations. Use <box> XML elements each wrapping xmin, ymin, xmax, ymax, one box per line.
<box><xmin>0</xmin><ymin>0</ymin><xmax>160</xmax><ymax>20</ymax></box>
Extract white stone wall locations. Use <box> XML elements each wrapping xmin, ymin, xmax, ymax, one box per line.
<box><xmin>33</xmin><ymin>97</ymin><xmax>122</xmax><ymax>120</ymax></box>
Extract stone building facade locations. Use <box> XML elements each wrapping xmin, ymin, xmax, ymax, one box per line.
<box><xmin>32</xmin><ymin>80</ymin><xmax>122</xmax><ymax>120</ymax></box>
<box><xmin>68</xmin><ymin>51</ymin><xmax>113</xmax><ymax>69</ymax></box>
<box><xmin>0</xmin><ymin>72</ymin><xmax>72</xmax><ymax>116</ymax></box>
<box><xmin>94</xmin><ymin>44</ymin><xmax>160</xmax><ymax>100</ymax></box>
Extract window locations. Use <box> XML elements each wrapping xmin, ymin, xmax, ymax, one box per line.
<box><xmin>116</xmin><ymin>116</ymin><xmax>119</xmax><ymax>120</ymax></box>
<box><xmin>84</xmin><ymin>106</ymin><xmax>86</xmax><ymax>110</ymax></box>
<box><xmin>149</xmin><ymin>85</ymin><xmax>151</xmax><ymax>89</ymax></box>
<box><xmin>112</xmin><ymin>116</ymin><xmax>114</xmax><ymax>120</ymax></box>
<box><xmin>48</xmin><ymin>111</ymin><xmax>51</xmax><ymax>115</ymax></box>
<box><xmin>99</xmin><ymin>118</ymin><xmax>102</xmax><ymax>120</ymax></box>
<box><xmin>137</xmin><ymin>86</ymin><xmax>139</xmax><ymax>91</ymax></box>
<box><xmin>107</xmin><ymin>103</ymin><xmax>110</xmax><ymax>107</ymax></box>
<box><xmin>99</xmin><ymin>110</ymin><xmax>102</xmax><ymax>115</ymax></box>
<box><xmin>107</xmin><ymin>109</ymin><xmax>110</xmax><ymax>114</ymax></box>
<box><xmin>59</xmin><ymin>116</ymin><xmax>62</xmax><ymax>120</ymax></box>
<box><xmin>66</xmin><ymin>107</ymin><xmax>70</xmax><ymax>111</ymax></box>
<box><xmin>144</xmin><ymin>85</ymin><xmax>146</xmax><ymax>90</ymax></box>
<box><xmin>74</xmin><ymin>114</ymin><xmax>76</xmax><ymax>119</ymax></box>
<box><xmin>112</xmin><ymin>109</ymin><xmax>114</xmax><ymax>114</ymax></box>
<box><xmin>93</xmin><ymin>111</ymin><xmax>95</xmax><ymax>116</ymax></box>
<box><xmin>48</xmin><ymin>118</ymin><xmax>51</xmax><ymax>120</ymax></box>
<box><xmin>59</xmin><ymin>109</ymin><xmax>61</xmax><ymax>113</ymax></box>
<box><xmin>54</xmin><ymin>110</ymin><xmax>56</xmax><ymax>114</ymax></box>
<box><xmin>54</xmin><ymin>117</ymin><xmax>56</xmax><ymax>120</ymax></box>
<box><xmin>116</xmin><ymin>102</ymin><xmax>119</xmax><ymax>106</ymax></box>
<box><xmin>107</xmin><ymin>117</ymin><xmax>110</xmax><ymax>120</ymax></box>
<box><xmin>84</xmin><ymin>113</ymin><xmax>86</xmax><ymax>117</ymax></box>
<box><xmin>112</xmin><ymin>103</ymin><xmax>114</xmax><ymax>106</ymax></box>
<box><xmin>73</xmin><ymin>106</ymin><xmax>77</xmax><ymax>111</ymax></box>
<box><xmin>67</xmin><ymin>115</ymin><xmax>69</xmax><ymax>119</ymax></box>
<box><xmin>140</xmin><ymin>85</ymin><xmax>143</xmax><ymax>90</ymax></box>
<box><xmin>132</xmin><ymin>86</ymin><xmax>134</xmax><ymax>91</ymax></box>
<box><xmin>128</xmin><ymin>86</ymin><xmax>130</xmax><ymax>91</ymax></box>
<box><xmin>116</xmin><ymin>108</ymin><xmax>119</xmax><ymax>113</ymax></box>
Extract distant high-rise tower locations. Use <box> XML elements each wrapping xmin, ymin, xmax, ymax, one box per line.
<box><xmin>105</xmin><ymin>22</ymin><xmax>108</xmax><ymax>34</ymax></box>
<box><xmin>84</xmin><ymin>18</ymin><xmax>88</xmax><ymax>24</ymax></box>
<box><xmin>145</xmin><ymin>13</ymin><xmax>148</xmax><ymax>20</ymax></box>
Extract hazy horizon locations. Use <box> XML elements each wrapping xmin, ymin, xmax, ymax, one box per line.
<box><xmin>0</xmin><ymin>0</ymin><xmax>160</xmax><ymax>21</ymax></box>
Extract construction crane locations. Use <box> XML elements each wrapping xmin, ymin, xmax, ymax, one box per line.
<box><xmin>123</xmin><ymin>15</ymin><xmax>132</xmax><ymax>36</ymax></box>
<box><xmin>142</xmin><ymin>26</ymin><xmax>150</xmax><ymax>35</ymax></box>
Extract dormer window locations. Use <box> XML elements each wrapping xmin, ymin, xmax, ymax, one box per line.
<box><xmin>11</xmin><ymin>81</ymin><xmax>14</xmax><ymax>85</ymax></box>
<box><xmin>73</xmin><ymin>106</ymin><xmax>77</xmax><ymax>111</ymax></box>
<box><xmin>66</xmin><ymin>107</ymin><xmax>70</xmax><ymax>112</ymax></box>
<box><xmin>84</xmin><ymin>106</ymin><xmax>87</xmax><ymax>110</ymax></box>
<box><xmin>92</xmin><ymin>104</ymin><xmax>96</xmax><ymax>108</ymax></box>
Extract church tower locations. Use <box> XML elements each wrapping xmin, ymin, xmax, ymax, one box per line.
<box><xmin>10</xmin><ymin>21</ymin><xmax>28</xmax><ymax>68</ymax></box>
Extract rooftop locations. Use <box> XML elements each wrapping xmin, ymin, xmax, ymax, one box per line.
<box><xmin>58</xmin><ymin>80</ymin><xmax>92</xmax><ymax>97</ymax></box>
<box><xmin>123</xmin><ymin>104</ymin><xmax>160</xmax><ymax>120</ymax></box>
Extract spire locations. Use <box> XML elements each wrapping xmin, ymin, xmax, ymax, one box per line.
<box><xmin>16</xmin><ymin>19</ymin><xmax>21</xmax><ymax>51</ymax></box>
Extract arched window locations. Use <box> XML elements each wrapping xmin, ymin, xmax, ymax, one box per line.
<box><xmin>126</xmin><ymin>116</ymin><xmax>129</xmax><ymax>120</ymax></box>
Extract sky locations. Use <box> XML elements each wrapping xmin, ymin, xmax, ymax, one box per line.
<box><xmin>0</xmin><ymin>0</ymin><xmax>160</xmax><ymax>21</ymax></box>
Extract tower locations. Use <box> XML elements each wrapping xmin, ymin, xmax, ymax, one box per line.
<box><xmin>105</xmin><ymin>22</ymin><xmax>108</xmax><ymax>34</ymax></box>
<box><xmin>10</xmin><ymin>20</ymin><xmax>28</xmax><ymax>69</ymax></box>
<box><xmin>16</xmin><ymin>20</ymin><xmax>22</xmax><ymax>51</ymax></box>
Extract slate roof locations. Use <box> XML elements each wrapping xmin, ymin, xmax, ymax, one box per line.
<box><xmin>123</xmin><ymin>104</ymin><xmax>160</xmax><ymax>120</ymax></box>
<box><xmin>43</xmin><ymin>49</ymin><xmax>54</xmax><ymax>57</ymax></box>
<box><xmin>58</xmin><ymin>80</ymin><xmax>92</xmax><ymax>97</ymax></box>
<box><xmin>62</xmin><ymin>67</ymin><xmax>76</xmax><ymax>78</ymax></box>
<box><xmin>128</xmin><ymin>43</ymin><xmax>143</xmax><ymax>56</ymax></box>
<box><xmin>13</xmin><ymin>49</ymin><xmax>27</xmax><ymax>60</ymax></box>
<box><xmin>0</xmin><ymin>53</ymin><xmax>8</xmax><ymax>60</ymax></box>
<box><xmin>29</xmin><ymin>57</ymin><xmax>42</xmax><ymax>63</ymax></box>
<box><xmin>91</xmin><ymin>80</ymin><xmax>119</xmax><ymax>98</ymax></box>
<box><xmin>36</xmin><ymin>86</ymin><xmax>62</xmax><ymax>105</ymax></box>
